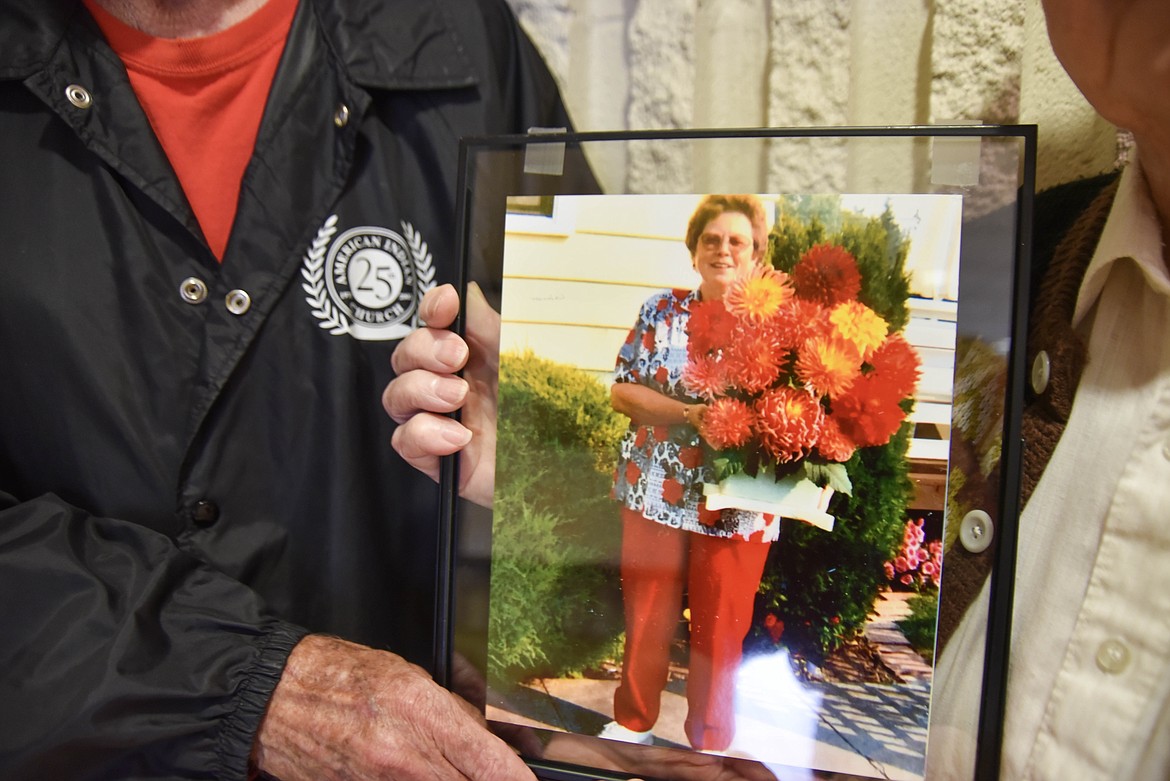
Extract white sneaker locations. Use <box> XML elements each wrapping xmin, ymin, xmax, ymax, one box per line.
<box><xmin>597</xmin><ymin>720</ymin><xmax>654</xmax><ymax>745</ymax></box>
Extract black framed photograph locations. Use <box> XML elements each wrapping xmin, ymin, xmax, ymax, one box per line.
<box><xmin>438</xmin><ymin>127</ymin><xmax>1035</xmax><ymax>781</ymax></box>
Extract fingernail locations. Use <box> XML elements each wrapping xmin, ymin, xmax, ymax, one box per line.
<box><xmin>442</xmin><ymin>424</ymin><xmax>473</xmax><ymax>446</ymax></box>
<box><xmin>434</xmin><ymin>377</ymin><xmax>468</xmax><ymax>405</ymax></box>
<box><xmin>436</xmin><ymin>338</ymin><xmax>468</xmax><ymax>368</ymax></box>
<box><xmin>420</xmin><ymin>286</ymin><xmax>443</xmax><ymax>323</ymax></box>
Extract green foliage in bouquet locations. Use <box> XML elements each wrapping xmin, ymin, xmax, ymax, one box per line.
<box><xmin>750</xmin><ymin>197</ymin><xmax>916</xmax><ymax>657</ymax></box>
<box><xmin>488</xmin><ymin>350</ymin><xmax>627</xmax><ymax>683</ymax></box>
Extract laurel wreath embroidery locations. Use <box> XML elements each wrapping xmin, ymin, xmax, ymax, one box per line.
<box><xmin>301</xmin><ymin>214</ymin><xmax>349</xmax><ymax>335</ymax></box>
<box><xmin>402</xmin><ymin>221</ymin><xmax>435</xmax><ymax>297</ymax></box>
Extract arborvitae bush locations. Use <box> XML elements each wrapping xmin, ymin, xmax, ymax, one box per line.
<box><xmin>487</xmin><ymin>350</ymin><xmax>627</xmax><ymax>683</ymax></box>
<box><xmin>751</xmin><ymin>197</ymin><xmax>916</xmax><ymax>659</ymax></box>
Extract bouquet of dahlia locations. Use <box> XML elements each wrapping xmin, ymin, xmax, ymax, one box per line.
<box><xmin>684</xmin><ymin>243</ymin><xmax>922</xmax><ymax>509</ymax></box>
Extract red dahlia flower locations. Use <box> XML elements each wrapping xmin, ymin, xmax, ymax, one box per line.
<box><xmin>687</xmin><ymin>298</ymin><xmax>735</xmax><ymax>356</ymax></box>
<box><xmin>701</xmin><ymin>397</ymin><xmax>756</xmax><ymax>449</ymax></box>
<box><xmin>682</xmin><ymin>354</ymin><xmax>727</xmax><ymax>400</ymax></box>
<box><xmin>816</xmin><ymin>413</ymin><xmax>857</xmax><ymax>463</ymax></box>
<box><xmin>723</xmin><ymin>326</ymin><xmax>788</xmax><ymax>394</ymax></box>
<box><xmin>868</xmin><ymin>332</ymin><xmax>922</xmax><ymax>399</ymax></box>
<box><xmin>832</xmin><ymin>374</ymin><xmax>906</xmax><ymax>447</ymax></box>
<box><xmin>792</xmin><ymin>243</ymin><xmax>862</xmax><ymax>307</ymax></box>
<box><xmin>768</xmin><ymin>298</ymin><xmax>828</xmax><ymax>350</ymax></box>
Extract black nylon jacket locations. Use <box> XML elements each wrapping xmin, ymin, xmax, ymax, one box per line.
<box><xmin>0</xmin><ymin>0</ymin><xmax>582</xmax><ymax>777</ymax></box>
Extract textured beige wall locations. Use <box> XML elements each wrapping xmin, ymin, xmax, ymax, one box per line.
<box><xmin>507</xmin><ymin>0</ymin><xmax>1119</xmax><ymax>194</ymax></box>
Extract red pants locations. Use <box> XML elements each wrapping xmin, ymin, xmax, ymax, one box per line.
<box><xmin>612</xmin><ymin>508</ymin><xmax>771</xmax><ymax>751</ymax></box>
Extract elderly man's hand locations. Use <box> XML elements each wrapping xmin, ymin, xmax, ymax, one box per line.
<box><xmin>384</xmin><ymin>283</ymin><xmax>499</xmax><ymax>507</ymax></box>
<box><xmin>252</xmin><ymin>635</ymin><xmax>535</xmax><ymax>781</ymax></box>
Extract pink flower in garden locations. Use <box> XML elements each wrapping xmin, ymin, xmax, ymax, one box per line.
<box><xmin>885</xmin><ymin>518</ymin><xmax>943</xmax><ymax>592</ymax></box>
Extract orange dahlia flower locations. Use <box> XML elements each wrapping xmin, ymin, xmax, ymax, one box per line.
<box><xmin>725</xmin><ymin>265</ymin><xmax>793</xmax><ymax>324</ymax></box>
<box><xmin>754</xmin><ymin>386</ymin><xmax>824</xmax><ymax>463</ymax></box>
<box><xmin>795</xmin><ymin>334</ymin><xmax>862</xmax><ymax>397</ymax></box>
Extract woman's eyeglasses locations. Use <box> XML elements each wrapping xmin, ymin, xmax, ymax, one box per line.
<box><xmin>699</xmin><ymin>231</ymin><xmax>753</xmax><ymax>254</ymax></box>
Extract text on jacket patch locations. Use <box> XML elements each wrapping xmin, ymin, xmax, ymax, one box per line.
<box><xmin>302</xmin><ymin>215</ymin><xmax>436</xmax><ymax>341</ymax></box>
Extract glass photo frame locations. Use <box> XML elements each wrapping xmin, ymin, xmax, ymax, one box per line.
<box><xmin>437</xmin><ymin>126</ymin><xmax>1036</xmax><ymax>781</ymax></box>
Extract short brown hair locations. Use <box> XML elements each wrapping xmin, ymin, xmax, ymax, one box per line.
<box><xmin>684</xmin><ymin>194</ymin><xmax>768</xmax><ymax>262</ymax></box>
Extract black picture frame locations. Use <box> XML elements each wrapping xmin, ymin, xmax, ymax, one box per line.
<box><xmin>437</xmin><ymin>125</ymin><xmax>1036</xmax><ymax>781</ymax></box>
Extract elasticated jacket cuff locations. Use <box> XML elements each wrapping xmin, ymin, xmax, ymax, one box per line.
<box><xmin>216</xmin><ymin>621</ymin><xmax>311</xmax><ymax>779</ymax></box>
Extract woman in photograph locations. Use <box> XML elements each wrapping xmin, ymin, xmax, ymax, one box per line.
<box><xmin>603</xmin><ymin>194</ymin><xmax>777</xmax><ymax>752</ymax></box>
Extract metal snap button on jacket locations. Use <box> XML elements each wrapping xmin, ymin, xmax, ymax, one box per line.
<box><xmin>65</xmin><ymin>84</ymin><xmax>92</xmax><ymax>109</ymax></box>
<box><xmin>959</xmin><ymin>509</ymin><xmax>994</xmax><ymax>553</ymax></box>
<box><xmin>334</xmin><ymin>103</ymin><xmax>350</xmax><ymax>128</ymax></box>
<box><xmin>179</xmin><ymin>277</ymin><xmax>208</xmax><ymax>304</ymax></box>
<box><xmin>225</xmin><ymin>289</ymin><xmax>251</xmax><ymax>315</ymax></box>
<box><xmin>192</xmin><ymin>500</ymin><xmax>219</xmax><ymax>527</ymax></box>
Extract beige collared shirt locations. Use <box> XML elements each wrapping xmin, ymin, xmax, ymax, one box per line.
<box><xmin>931</xmin><ymin>157</ymin><xmax>1170</xmax><ymax>779</ymax></box>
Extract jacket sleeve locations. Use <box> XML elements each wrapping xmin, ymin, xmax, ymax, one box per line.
<box><xmin>0</xmin><ymin>490</ymin><xmax>309</xmax><ymax>780</ymax></box>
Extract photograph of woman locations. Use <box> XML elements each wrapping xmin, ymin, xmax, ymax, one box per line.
<box><xmin>477</xmin><ymin>187</ymin><xmax>956</xmax><ymax>779</ymax></box>
<box><xmin>602</xmin><ymin>195</ymin><xmax>775</xmax><ymax>751</ymax></box>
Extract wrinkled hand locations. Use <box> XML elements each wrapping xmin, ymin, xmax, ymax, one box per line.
<box><xmin>541</xmin><ymin>733</ymin><xmax>777</xmax><ymax>781</ymax></box>
<box><xmin>252</xmin><ymin>635</ymin><xmax>534</xmax><ymax>781</ymax></box>
<box><xmin>384</xmin><ymin>283</ymin><xmax>499</xmax><ymax>507</ymax></box>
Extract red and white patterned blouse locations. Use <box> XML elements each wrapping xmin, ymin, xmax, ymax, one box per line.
<box><xmin>611</xmin><ymin>289</ymin><xmax>776</xmax><ymax>542</ymax></box>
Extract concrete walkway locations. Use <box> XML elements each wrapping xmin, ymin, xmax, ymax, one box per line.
<box><xmin>864</xmin><ymin>590</ymin><xmax>933</xmax><ymax>682</ymax></box>
<box><xmin>488</xmin><ymin>590</ymin><xmax>934</xmax><ymax>780</ymax></box>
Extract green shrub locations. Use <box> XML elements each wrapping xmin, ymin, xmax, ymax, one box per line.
<box><xmin>751</xmin><ymin>426</ymin><xmax>913</xmax><ymax>658</ymax></box>
<box><xmin>897</xmin><ymin>592</ymin><xmax>939</xmax><ymax>664</ymax></box>
<box><xmin>750</xmin><ymin>198</ymin><xmax>916</xmax><ymax>659</ymax></box>
<box><xmin>487</xmin><ymin>351</ymin><xmax>627</xmax><ymax>684</ymax></box>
